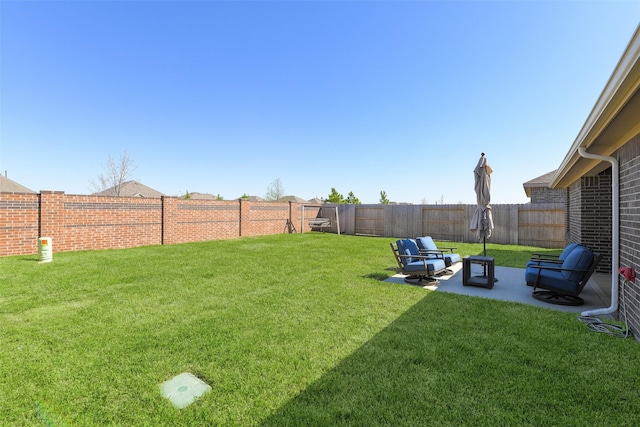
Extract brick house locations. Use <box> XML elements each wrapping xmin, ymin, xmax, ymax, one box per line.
<box><xmin>550</xmin><ymin>25</ymin><xmax>640</xmax><ymax>335</ymax></box>
<box><xmin>522</xmin><ymin>170</ymin><xmax>567</xmax><ymax>204</ymax></box>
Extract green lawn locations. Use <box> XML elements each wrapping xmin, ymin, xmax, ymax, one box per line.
<box><xmin>1</xmin><ymin>234</ymin><xmax>638</xmax><ymax>426</ymax></box>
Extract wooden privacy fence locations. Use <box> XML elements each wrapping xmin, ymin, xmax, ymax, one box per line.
<box><xmin>321</xmin><ymin>203</ymin><xmax>565</xmax><ymax>248</ymax></box>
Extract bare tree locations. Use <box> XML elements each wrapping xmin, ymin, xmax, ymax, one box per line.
<box><xmin>89</xmin><ymin>150</ymin><xmax>137</xmax><ymax>195</ymax></box>
<box><xmin>265</xmin><ymin>178</ymin><xmax>285</xmax><ymax>201</ymax></box>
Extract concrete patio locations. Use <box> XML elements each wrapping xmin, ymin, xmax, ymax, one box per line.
<box><xmin>385</xmin><ymin>262</ymin><xmax>612</xmax><ymax>315</ymax></box>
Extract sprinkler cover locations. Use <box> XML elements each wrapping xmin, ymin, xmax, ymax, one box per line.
<box><xmin>160</xmin><ymin>372</ymin><xmax>211</xmax><ymax>409</ymax></box>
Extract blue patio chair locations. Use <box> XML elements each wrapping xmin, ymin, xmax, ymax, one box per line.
<box><xmin>391</xmin><ymin>239</ymin><xmax>447</xmax><ymax>284</ymax></box>
<box><xmin>416</xmin><ymin>236</ymin><xmax>461</xmax><ymax>267</ymax></box>
<box><xmin>526</xmin><ymin>242</ymin><xmax>581</xmax><ymax>269</ymax></box>
<box><xmin>525</xmin><ymin>245</ymin><xmax>601</xmax><ymax>306</ymax></box>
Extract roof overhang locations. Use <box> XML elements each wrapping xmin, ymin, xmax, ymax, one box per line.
<box><xmin>551</xmin><ymin>25</ymin><xmax>640</xmax><ymax>189</ymax></box>
<box><xmin>522</xmin><ymin>170</ymin><xmax>558</xmax><ymax>198</ymax></box>
<box><xmin>523</xmin><ymin>183</ymin><xmax>544</xmax><ymax>198</ymax></box>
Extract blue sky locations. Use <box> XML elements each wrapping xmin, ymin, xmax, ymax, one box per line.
<box><xmin>1</xmin><ymin>1</ymin><xmax>639</xmax><ymax>204</ymax></box>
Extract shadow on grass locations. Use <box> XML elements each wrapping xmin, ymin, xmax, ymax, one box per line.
<box><xmin>361</xmin><ymin>273</ymin><xmax>390</xmax><ymax>281</ymax></box>
<box><xmin>258</xmin><ymin>290</ymin><xmax>638</xmax><ymax>426</ymax></box>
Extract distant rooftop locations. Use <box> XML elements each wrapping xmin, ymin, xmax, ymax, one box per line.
<box><xmin>179</xmin><ymin>192</ymin><xmax>218</xmax><ymax>200</ymax></box>
<box><xmin>523</xmin><ymin>170</ymin><xmax>557</xmax><ymax>198</ymax></box>
<box><xmin>277</xmin><ymin>195</ymin><xmax>309</xmax><ymax>203</ymax></box>
<box><xmin>0</xmin><ymin>175</ymin><xmax>36</xmax><ymax>193</ymax></box>
<box><xmin>237</xmin><ymin>195</ymin><xmax>265</xmax><ymax>202</ymax></box>
<box><xmin>92</xmin><ymin>180</ymin><xmax>165</xmax><ymax>198</ymax></box>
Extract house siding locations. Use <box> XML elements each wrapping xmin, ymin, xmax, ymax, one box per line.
<box><xmin>566</xmin><ymin>181</ymin><xmax>583</xmax><ymax>247</ymax></box>
<box><xmin>566</xmin><ymin>169</ymin><xmax>612</xmax><ymax>274</ymax></box>
<box><xmin>530</xmin><ymin>187</ymin><xmax>567</xmax><ymax>204</ymax></box>
<box><xmin>618</xmin><ymin>133</ymin><xmax>640</xmax><ymax>340</ymax></box>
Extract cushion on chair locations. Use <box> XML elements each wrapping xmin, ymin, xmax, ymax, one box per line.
<box><xmin>426</xmin><ymin>258</ymin><xmax>446</xmax><ymax>272</ymax></box>
<box><xmin>526</xmin><ymin>243</ymin><xmax>582</xmax><ymax>269</ymax></box>
<box><xmin>403</xmin><ymin>258</ymin><xmax>446</xmax><ymax>273</ymax></box>
<box><xmin>558</xmin><ymin>243</ymin><xmax>581</xmax><ymax>261</ymax></box>
<box><xmin>445</xmin><ymin>253</ymin><xmax>461</xmax><ymax>264</ymax></box>
<box><xmin>525</xmin><ymin>268</ymin><xmax>578</xmax><ymax>292</ymax></box>
<box><xmin>395</xmin><ymin>240</ymin><xmax>409</xmax><ymax>265</ymax></box>
<box><xmin>416</xmin><ymin>237</ymin><xmax>461</xmax><ymax>266</ymax></box>
<box><xmin>403</xmin><ymin>239</ymin><xmax>421</xmax><ymax>256</ymax></box>
<box><xmin>396</xmin><ymin>239</ymin><xmax>420</xmax><ymax>265</ymax></box>
<box><xmin>561</xmin><ymin>247</ymin><xmax>594</xmax><ymax>282</ymax></box>
<box><xmin>416</xmin><ymin>237</ymin><xmax>437</xmax><ymax>252</ymax></box>
<box><xmin>396</xmin><ymin>239</ymin><xmax>446</xmax><ymax>273</ymax></box>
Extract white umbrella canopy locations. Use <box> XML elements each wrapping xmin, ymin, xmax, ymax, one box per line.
<box><xmin>470</xmin><ymin>153</ymin><xmax>494</xmax><ymax>254</ymax></box>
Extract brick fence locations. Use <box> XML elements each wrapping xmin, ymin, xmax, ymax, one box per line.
<box><xmin>0</xmin><ymin>192</ymin><xmax>318</xmax><ymax>256</ymax></box>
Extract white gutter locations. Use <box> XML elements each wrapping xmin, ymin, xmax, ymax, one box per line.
<box><xmin>578</xmin><ymin>147</ymin><xmax>619</xmax><ymax>317</ymax></box>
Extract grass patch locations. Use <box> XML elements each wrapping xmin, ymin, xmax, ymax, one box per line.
<box><xmin>1</xmin><ymin>234</ymin><xmax>638</xmax><ymax>426</ymax></box>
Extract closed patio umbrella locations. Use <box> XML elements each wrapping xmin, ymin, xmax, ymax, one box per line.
<box><xmin>470</xmin><ymin>153</ymin><xmax>494</xmax><ymax>256</ymax></box>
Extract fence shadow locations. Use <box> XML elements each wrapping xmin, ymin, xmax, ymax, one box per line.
<box><xmin>256</xmin><ymin>289</ymin><xmax>596</xmax><ymax>426</ymax></box>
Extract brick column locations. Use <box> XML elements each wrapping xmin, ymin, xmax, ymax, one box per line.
<box><xmin>162</xmin><ymin>196</ymin><xmax>178</xmax><ymax>245</ymax></box>
<box><xmin>39</xmin><ymin>191</ymin><xmax>65</xmax><ymax>252</ymax></box>
<box><xmin>239</xmin><ymin>198</ymin><xmax>251</xmax><ymax>236</ymax></box>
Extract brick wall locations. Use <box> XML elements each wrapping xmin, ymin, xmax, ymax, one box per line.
<box><xmin>58</xmin><ymin>194</ymin><xmax>163</xmax><ymax>251</ymax></box>
<box><xmin>0</xmin><ymin>193</ymin><xmax>304</xmax><ymax>256</ymax></box>
<box><xmin>170</xmin><ymin>199</ymin><xmax>240</xmax><ymax>244</ymax></box>
<box><xmin>250</xmin><ymin>202</ymin><xmax>291</xmax><ymax>236</ymax></box>
<box><xmin>531</xmin><ymin>187</ymin><xmax>567</xmax><ymax>204</ymax></box>
<box><xmin>0</xmin><ymin>192</ymin><xmax>39</xmax><ymax>255</ymax></box>
<box><xmin>566</xmin><ymin>182</ymin><xmax>583</xmax><ymax>247</ymax></box>
<box><xmin>565</xmin><ymin>170</ymin><xmax>612</xmax><ymax>273</ymax></box>
<box><xmin>618</xmin><ymin>134</ymin><xmax>640</xmax><ymax>340</ymax></box>
<box><xmin>583</xmin><ymin>170</ymin><xmax>612</xmax><ymax>272</ymax></box>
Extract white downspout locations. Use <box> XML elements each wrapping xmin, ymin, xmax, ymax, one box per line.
<box><xmin>577</xmin><ymin>147</ymin><xmax>619</xmax><ymax>317</ymax></box>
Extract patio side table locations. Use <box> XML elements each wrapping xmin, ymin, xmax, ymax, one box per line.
<box><xmin>463</xmin><ymin>256</ymin><xmax>495</xmax><ymax>289</ymax></box>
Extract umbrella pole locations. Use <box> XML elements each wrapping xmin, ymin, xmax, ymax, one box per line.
<box><xmin>483</xmin><ymin>236</ymin><xmax>487</xmax><ymax>276</ymax></box>
<box><xmin>482</xmin><ymin>236</ymin><xmax>497</xmax><ymax>282</ymax></box>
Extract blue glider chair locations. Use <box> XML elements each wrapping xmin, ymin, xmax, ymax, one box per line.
<box><xmin>526</xmin><ymin>242</ymin><xmax>581</xmax><ymax>269</ymax></box>
<box><xmin>416</xmin><ymin>236</ymin><xmax>461</xmax><ymax>268</ymax></box>
<box><xmin>391</xmin><ymin>239</ymin><xmax>447</xmax><ymax>284</ymax></box>
<box><xmin>525</xmin><ymin>245</ymin><xmax>601</xmax><ymax>306</ymax></box>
